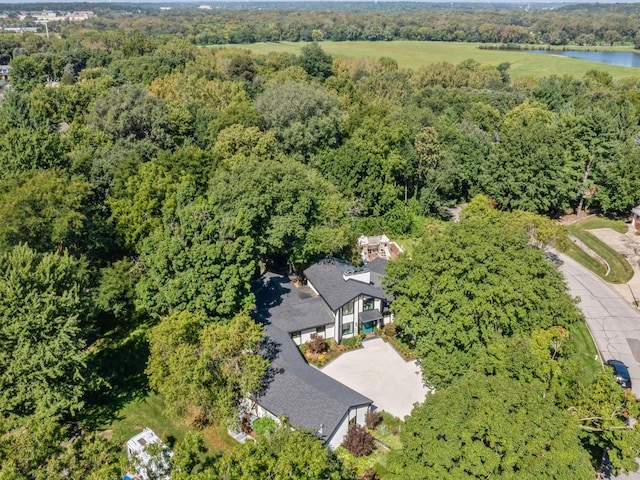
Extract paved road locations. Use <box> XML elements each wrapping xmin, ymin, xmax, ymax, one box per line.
<box><xmin>554</xmin><ymin>251</ymin><xmax>640</xmax><ymax>479</ymax></box>
<box><xmin>554</xmin><ymin>251</ymin><xmax>640</xmax><ymax>397</ymax></box>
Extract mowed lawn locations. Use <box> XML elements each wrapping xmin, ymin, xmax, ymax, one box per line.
<box><xmin>214</xmin><ymin>41</ymin><xmax>640</xmax><ymax>79</ymax></box>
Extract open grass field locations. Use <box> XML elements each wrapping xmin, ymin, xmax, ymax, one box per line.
<box><xmin>110</xmin><ymin>393</ymin><xmax>237</xmax><ymax>453</ymax></box>
<box><xmin>217</xmin><ymin>41</ymin><xmax>640</xmax><ymax>80</ymax></box>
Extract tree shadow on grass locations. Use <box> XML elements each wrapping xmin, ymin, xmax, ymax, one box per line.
<box><xmin>79</xmin><ymin>323</ymin><xmax>151</xmax><ymax>430</ymax></box>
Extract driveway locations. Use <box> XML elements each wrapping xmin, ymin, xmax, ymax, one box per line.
<box><xmin>554</xmin><ymin>251</ymin><xmax>640</xmax><ymax>398</ymax></box>
<box><xmin>321</xmin><ymin>338</ymin><xmax>431</xmax><ymax>419</ymax></box>
<box><xmin>586</xmin><ymin>227</ymin><xmax>640</xmax><ymax>307</ymax></box>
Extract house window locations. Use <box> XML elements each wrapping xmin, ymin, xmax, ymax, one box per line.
<box><xmin>342</xmin><ymin>322</ymin><xmax>353</xmax><ymax>336</ymax></box>
<box><xmin>342</xmin><ymin>301</ymin><xmax>354</xmax><ymax>316</ymax></box>
<box><xmin>316</xmin><ymin>325</ymin><xmax>325</xmax><ymax>336</ymax></box>
<box><xmin>362</xmin><ymin>298</ymin><xmax>375</xmax><ymax>311</ymax></box>
<box><xmin>291</xmin><ymin>331</ymin><xmax>301</xmax><ymax>340</ymax></box>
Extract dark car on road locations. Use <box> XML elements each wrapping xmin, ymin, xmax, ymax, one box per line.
<box><xmin>606</xmin><ymin>359</ymin><xmax>632</xmax><ymax>389</ymax></box>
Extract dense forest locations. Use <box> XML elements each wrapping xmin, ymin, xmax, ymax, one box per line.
<box><xmin>1</xmin><ymin>3</ymin><xmax>640</xmax><ymax>479</ymax></box>
<box><xmin>6</xmin><ymin>2</ymin><xmax>640</xmax><ymax>47</ymax></box>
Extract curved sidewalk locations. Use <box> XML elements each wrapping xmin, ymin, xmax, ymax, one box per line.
<box><xmin>555</xmin><ymin>251</ymin><xmax>640</xmax><ymax>398</ymax></box>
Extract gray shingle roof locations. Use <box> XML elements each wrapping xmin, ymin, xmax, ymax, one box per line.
<box><xmin>360</xmin><ymin>309</ymin><xmax>383</xmax><ymax>322</ymax></box>
<box><xmin>253</xmin><ymin>273</ymin><xmax>372</xmax><ymax>444</ymax></box>
<box><xmin>303</xmin><ymin>259</ymin><xmax>390</xmax><ymax>312</ymax></box>
<box><xmin>367</xmin><ymin>257</ymin><xmax>389</xmax><ymax>275</ymax></box>
<box><xmin>253</xmin><ymin>272</ymin><xmax>334</xmax><ymax>333</ymax></box>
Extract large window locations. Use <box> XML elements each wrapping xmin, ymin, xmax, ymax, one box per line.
<box><xmin>363</xmin><ymin>297</ymin><xmax>375</xmax><ymax>311</ymax></box>
<box><xmin>292</xmin><ymin>331</ymin><xmax>301</xmax><ymax>340</ymax></box>
<box><xmin>342</xmin><ymin>301</ymin><xmax>354</xmax><ymax>316</ymax></box>
<box><xmin>316</xmin><ymin>325</ymin><xmax>325</xmax><ymax>336</ymax></box>
<box><xmin>342</xmin><ymin>322</ymin><xmax>354</xmax><ymax>336</ymax></box>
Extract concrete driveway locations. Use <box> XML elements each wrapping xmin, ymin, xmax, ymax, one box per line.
<box><xmin>586</xmin><ymin>227</ymin><xmax>640</xmax><ymax>307</ymax></box>
<box><xmin>321</xmin><ymin>338</ymin><xmax>431</xmax><ymax>419</ymax></box>
<box><xmin>554</xmin><ymin>251</ymin><xmax>640</xmax><ymax>398</ymax></box>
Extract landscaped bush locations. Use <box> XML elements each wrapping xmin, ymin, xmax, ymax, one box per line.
<box><xmin>342</xmin><ymin>424</ymin><xmax>375</xmax><ymax>457</ymax></box>
<box><xmin>382</xmin><ymin>323</ymin><xmax>396</xmax><ymax>337</ymax></box>
<box><xmin>365</xmin><ymin>410</ymin><xmax>382</xmax><ymax>429</ymax></box>
<box><xmin>380</xmin><ymin>411</ymin><xmax>402</xmax><ymax>436</ymax></box>
<box><xmin>341</xmin><ymin>336</ymin><xmax>361</xmax><ymax>348</ymax></box>
<box><xmin>252</xmin><ymin>416</ymin><xmax>277</xmax><ymax>437</ymax></box>
<box><xmin>360</xmin><ymin>467</ymin><xmax>380</xmax><ymax>480</ymax></box>
<box><xmin>307</xmin><ymin>333</ymin><xmax>327</xmax><ymax>354</ymax></box>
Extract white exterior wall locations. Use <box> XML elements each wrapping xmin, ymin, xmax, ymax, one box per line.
<box><xmin>292</xmin><ymin>324</ymin><xmax>337</xmax><ymax>346</ymax></box>
<box><xmin>300</xmin><ymin>328</ymin><xmax>317</xmax><ymax>345</ymax></box>
<box><xmin>326</xmin><ymin>404</ymin><xmax>371</xmax><ymax>450</ymax></box>
<box><xmin>336</xmin><ymin>295</ymin><xmax>386</xmax><ymax>342</ymax></box>
<box><xmin>342</xmin><ymin>270</ymin><xmax>371</xmax><ymax>284</ymax></box>
<box><xmin>255</xmin><ymin>404</ymin><xmax>281</xmax><ymax>424</ymax></box>
<box><xmin>325</xmin><ymin>323</ymin><xmax>335</xmax><ymax>340</ymax></box>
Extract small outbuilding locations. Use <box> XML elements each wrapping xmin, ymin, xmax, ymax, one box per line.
<box><xmin>125</xmin><ymin>428</ymin><xmax>172</xmax><ymax>480</ymax></box>
<box><xmin>632</xmin><ymin>205</ymin><xmax>640</xmax><ymax>230</ymax></box>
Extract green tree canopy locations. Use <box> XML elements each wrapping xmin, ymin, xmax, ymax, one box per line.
<box><xmin>296</xmin><ymin>42</ymin><xmax>333</xmax><ymax>81</ymax></box>
<box><xmin>482</xmin><ymin>101</ymin><xmax>575</xmax><ymax>214</ymax></box>
<box><xmin>0</xmin><ymin>169</ymin><xmax>91</xmax><ymax>253</ymax></box>
<box><xmin>209</xmin><ymin>156</ymin><xmax>351</xmax><ymax>267</ymax></box>
<box><xmin>88</xmin><ymin>84</ymin><xmax>174</xmax><ymax>149</ymax></box>
<box><xmin>387</xmin><ymin>373</ymin><xmax>594</xmax><ymax>479</ymax></box>
<box><xmin>217</xmin><ymin>426</ymin><xmax>354</xmax><ymax>480</ymax></box>
<box><xmin>108</xmin><ymin>161</ymin><xmax>177</xmax><ymax>252</ymax></box>
<box><xmin>254</xmin><ymin>81</ymin><xmax>342</xmax><ymax>159</ymax></box>
<box><xmin>385</xmin><ymin>201</ymin><xmax>583</xmax><ymax>387</ymax></box>
<box><xmin>146</xmin><ymin>310</ymin><xmax>268</xmax><ymax>424</ymax></box>
<box><xmin>0</xmin><ymin>244</ymin><xmax>92</xmax><ymax>419</ymax></box>
<box><xmin>135</xmin><ymin>183</ymin><xmax>257</xmax><ymax>319</ymax></box>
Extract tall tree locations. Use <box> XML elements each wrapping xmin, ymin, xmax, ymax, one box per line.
<box><xmin>385</xmin><ymin>200</ymin><xmax>583</xmax><ymax>387</ymax></box>
<box><xmin>387</xmin><ymin>373</ymin><xmax>594</xmax><ymax>479</ymax></box>
<box><xmin>254</xmin><ymin>81</ymin><xmax>342</xmax><ymax>159</ymax></box>
<box><xmin>0</xmin><ymin>244</ymin><xmax>92</xmax><ymax>419</ymax></box>
<box><xmin>146</xmin><ymin>310</ymin><xmax>268</xmax><ymax>424</ymax></box>
<box><xmin>296</xmin><ymin>42</ymin><xmax>333</xmax><ymax>81</ymax></box>
<box><xmin>108</xmin><ymin>161</ymin><xmax>177</xmax><ymax>252</ymax></box>
<box><xmin>88</xmin><ymin>84</ymin><xmax>174</xmax><ymax>149</ymax></box>
<box><xmin>482</xmin><ymin>101</ymin><xmax>575</xmax><ymax>214</ymax></box>
<box><xmin>559</xmin><ymin>107</ymin><xmax>618</xmax><ymax>213</ymax></box>
<box><xmin>0</xmin><ymin>169</ymin><xmax>91</xmax><ymax>253</ymax></box>
<box><xmin>135</xmin><ymin>182</ymin><xmax>256</xmax><ymax>319</ymax></box>
<box><xmin>209</xmin><ymin>156</ymin><xmax>351</xmax><ymax>267</ymax></box>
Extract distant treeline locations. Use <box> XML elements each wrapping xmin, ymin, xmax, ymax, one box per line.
<box><xmin>8</xmin><ymin>2</ymin><xmax>634</xmax><ymax>47</ymax></box>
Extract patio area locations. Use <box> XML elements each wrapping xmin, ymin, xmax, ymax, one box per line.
<box><xmin>320</xmin><ymin>337</ymin><xmax>432</xmax><ymax>419</ymax></box>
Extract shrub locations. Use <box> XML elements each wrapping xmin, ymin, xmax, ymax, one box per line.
<box><xmin>307</xmin><ymin>333</ymin><xmax>327</xmax><ymax>354</ymax></box>
<box><xmin>252</xmin><ymin>416</ymin><xmax>277</xmax><ymax>437</ymax></box>
<box><xmin>341</xmin><ymin>336</ymin><xmax>360</xmax><ymax>348</ymax></box>
<box><xmin>360</xmin><ymin>468</ymin><xmax>380</xmax><ymax>480</ymax></box>
<box><xmin>365</xmin><ymin>410</ymin><xmax>382</xmax><ymax>429</ymax></box>
<box><xmin>382</xmin><ymin>323</ymin><xmax>396</xmax><ymax>337</ymax></box>
<box><xmin>342</xmin><ymin>424</ymin><xmax>374</xmax><ymax>457</ymax></box>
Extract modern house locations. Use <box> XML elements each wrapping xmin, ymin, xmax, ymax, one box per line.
<box><xmin>302</xmin><ymin>257</ymin><xmax>393</xmax><ymax>344</ymax></box>
<box><xmin>250</xmin><ymin>247</ymin><xmax>401</xmax><ymax>449</ymax></box>
<box><xmin>252</xmin><ymin>271</ymin><xmax>373</xmax><ymax>449</ymax></box>
<box><xmin>125</xmin><ymin>428</ymin><xmax>172</xmax><ymax>480</ymax></box>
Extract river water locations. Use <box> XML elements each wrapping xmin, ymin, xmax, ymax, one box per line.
<box><xmin>529</xmin><ymin>49</ymin><xmax>640</xmax><ymax>68</ymax></box>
